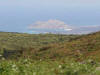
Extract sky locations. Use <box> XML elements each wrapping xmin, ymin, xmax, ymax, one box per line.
<box><xmin>0</xmin><ymin>0</ymin><xmax>100</xmax><ymax>34</ymax></box>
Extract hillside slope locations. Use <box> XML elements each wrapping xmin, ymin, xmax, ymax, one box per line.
<box><xmin>0</xmin><ymin>32</ymin><xmax>79</xmax><ymax>52</ymax></box>
<box><xmin>32</xmin><ymin>31</ymin><xmax>100</xmax><ymax>61</ymax></box>
<box><xmin>0</xmin><ymin>31</ymin><xmax>100</xmax><ymax>61</ymax></box>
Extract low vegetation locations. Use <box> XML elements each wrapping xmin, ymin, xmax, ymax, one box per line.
<box><xmin>0</xmin><ymin>59</ymin><xmax>99</xmax><ymax>75</ymax></box>
<box><xmin>0</xmin><ymin>31</ymin><xmax>100</xmax><ymax>75</ymax></box>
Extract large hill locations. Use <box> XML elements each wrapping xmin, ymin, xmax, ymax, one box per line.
<box><xmin>0</xmin><ymin>32</ymin><xmax>79</xmax><ymax>52</ymax></box>
<box><xmin>37</xmin><ymin>31</ymin><xmax>100</xmax><ymax>61</ymax></box>
<box><xmin>0</xmin><ymin>31</ymin><xmax>100</xmax><ymax>61</ymax></box>
<box><xmin>23</xmin><ymin>31</ymin><xmax>100</xmax><ymax>61</ymax></box>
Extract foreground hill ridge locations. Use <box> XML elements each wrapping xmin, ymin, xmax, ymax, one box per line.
<box><xmin>0</xmin><ymin>31</ymin><xmax>100</xmax><ymax>61</ymax></box>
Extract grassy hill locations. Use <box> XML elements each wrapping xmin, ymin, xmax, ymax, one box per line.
<box><xmin>0</xmin><ymin>31</ymin><xmax>100</xmax><ymax>61</ymax></box>
<box><xmin>36</xmin><ymin>31</ymin><xmax>100</xmax><ymax>61</ymax></box>
<box><xmin>0</xmin><ymin>32</ymin><xmax>80</xmax><ymax>58</ymax></box>
<box><xmin>20</xmin><ymin>31</ymin><xmax>100</xmax><ymax>61</ymax></box>
<box><xmin>0</xmin><ymin>31</ymin><xmax>100</xmax><ymax>75</ymax></box>
<box><xmin>0</xmin><ymin>32</ymin><xmax>79</xmax><ymax>50</ymax></box>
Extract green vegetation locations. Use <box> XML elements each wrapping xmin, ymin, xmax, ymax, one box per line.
<box><xmin>0</xmin><ymin>32</ymin><xmax>80</xmax><ymax>59</ymax></box>
<box><xmin>0</xmin><ymin>59</ymin><xmax>98</xmax><ymax>75</ymax></box>
<box><xmin>0</xmin><ymin>32</ymin><xmax>79</xmax><ymax>51</ymax></box>
<box><xmin>0</xmin><ymin>31</ymin><xmax>100</xmax><ymax>75</ymax></box>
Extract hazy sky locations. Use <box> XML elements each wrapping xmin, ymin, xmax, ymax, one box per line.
<box><xmin>0</xmin><ymin>0</ymin><xmax>100</xmax><ymax>33</ymax></box>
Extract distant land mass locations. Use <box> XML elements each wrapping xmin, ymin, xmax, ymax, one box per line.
<box><xmin>28</xmin><ymin>25</ymin><xmax>100</xmax><ymax>34</ymax></box>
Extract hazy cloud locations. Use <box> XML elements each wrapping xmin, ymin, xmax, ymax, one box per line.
<box><xmin>28</xmin><ymin>20</ymin><xmax>100</xmax><ymax>34</ymax></box>
<box><xmin>28</xmin><ymin>20</ymin><xmax>72</xmax><ymax>31</ymax></box>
